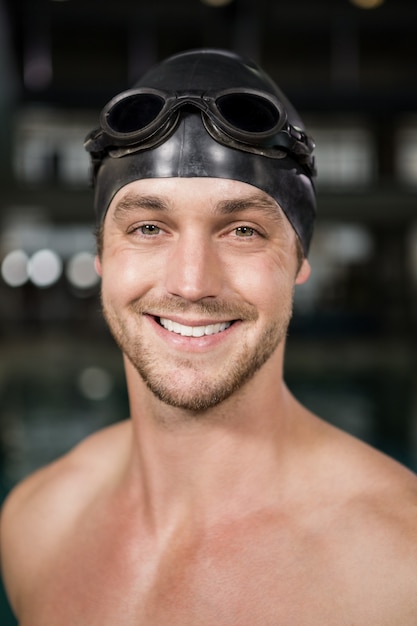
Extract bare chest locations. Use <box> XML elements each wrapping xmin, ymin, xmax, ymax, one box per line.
<box><xmin>21</xmin><ymin>513</ymin><xmax>414</xmax><ymax>626</ymax></box>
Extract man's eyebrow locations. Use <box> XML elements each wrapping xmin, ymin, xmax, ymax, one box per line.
<box><xmin>112</xmin><ymin>193</ymin><xmax>171</xmax><ymax>221</ymax></box>
<box><xmin>112</xmin><ymin>190</ymin><xmax>284</xmax><ymax>223</ymax></box>
<box><xmin>215</xmin><ymin>193</ymin><xmax>284</xmax><ymax>223</ymax></box>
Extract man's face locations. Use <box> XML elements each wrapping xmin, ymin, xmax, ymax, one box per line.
<box><xmin>96</xmin><ymin>177</ymin><xmax>310</xmax><ymax>413</ymax></box>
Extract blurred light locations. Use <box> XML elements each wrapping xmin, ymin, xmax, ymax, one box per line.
<box><xmin>349</xmin><ymin>0</ymin><xmax>384</xmax><ymax>8</ymax></box>
<box><xmin>322</xmin><ymin>224</ymin><xmax>373</xmax><ymax>263</ymax></box>
<box><xmin>24</xmin><ymin>44</ymin><xmax>52</xmax><ymax>91</ymax></box>
<box><xmin>13</xmin><ymin>107</ymin><xmax>94</xmax><ymax>186</ymax></box>
<box><xmin>396</xmin><ymin>122</ymin><xmax>417</xmax><ymax>186</ymax></box>
<box><xmin>78</xmin><ymin>367</ymin><xmax>113</xmax><ymax>401</ymax></box>
<box><xmin>28</xmin><ymin>249</ymin><xmax>62</xmax><ymax>287</ymax></box>
<box><xmin>1</xmin><ymin>250</ymin><xmax>29</xmax><ymax>287</ymax></box>
<box><xmin>311</xmin><ymin>124</ymin><xmax>376</xmax><ymax>188</ymax></box>
<box><xmin>200</xmin><ymin>0</ymin><xmax>234</xmax><ymax>6</ymax></box>
<box><xmin>66</xmin><ymin>252</ymin><xmax>99</xmax><ymax>290</ymax></box>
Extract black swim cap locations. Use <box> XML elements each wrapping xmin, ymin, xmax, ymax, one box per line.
<box><xmin>85</xmin><ymin>49</ymin><xmax>317</xmax><ymax>254</ymax></box>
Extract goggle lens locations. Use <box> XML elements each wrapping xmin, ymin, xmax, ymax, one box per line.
<box><xmin>216</xmin><ymin>93</ymin><xmax>280</xmax><ymax>134</ymax></box>
<box><xmin>105</xmin><ymin>93</ymin><xmax>165</xmax><ymax>134</ymax></box>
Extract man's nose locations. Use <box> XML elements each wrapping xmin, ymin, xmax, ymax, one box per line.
<box><xmin>164</xmin><ymin>234</ymin><xmax>223</xmax><ymax>302</ymax></box>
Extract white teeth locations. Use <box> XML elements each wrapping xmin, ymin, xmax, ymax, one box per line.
<box><xmin>159</xmin><ymin>318</ymin><xmax>231</xmax><ymax>337</ymax></box>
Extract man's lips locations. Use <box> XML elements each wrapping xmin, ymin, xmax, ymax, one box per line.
<box><xmin>157</xmin><ymin>317</ymin><xmax>233</xmax><ymax>338</ymax></box>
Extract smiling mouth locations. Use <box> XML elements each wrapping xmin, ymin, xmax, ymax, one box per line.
<box><xmin>157</xmin><ymin>317</ymin><xmax>233</xmax><ymax>337</ymax></box>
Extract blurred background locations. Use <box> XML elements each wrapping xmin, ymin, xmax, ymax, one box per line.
<box><xmin>0</xmin><ymin>0</ymin><xmax>416</xmax><ymax>621</ymax></box>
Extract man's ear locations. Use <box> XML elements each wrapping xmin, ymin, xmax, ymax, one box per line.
<box><xmin>295</xmin><ymin>258</ymin><xmax>311</xmax><ymax>285</ymax></box>
<box><xmin>94</xmin><ymin>255</ymin><xmax>103</xmax><ymax>277</ymax></box>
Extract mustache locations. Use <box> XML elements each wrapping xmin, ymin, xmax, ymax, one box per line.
<box><xmin>129</xmin><ymin>295</ymin><xmax>258</xmax><ymax>322</ymax></box>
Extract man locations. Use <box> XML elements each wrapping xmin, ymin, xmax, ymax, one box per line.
<box><xmin>1</xmin><ymin>49</ymin><xmax>417</xmax><ymax>625</ymax></box>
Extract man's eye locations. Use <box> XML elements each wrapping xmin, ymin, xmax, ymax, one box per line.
<box><xmin>140</xmin><ymin>224</ymin><xmax>160</xmax><ymax>235</ymax></box>
<box><xmin>235</xmin><ymin>226</ymin><xmax>255</xmax><ymax>237</ymax></box>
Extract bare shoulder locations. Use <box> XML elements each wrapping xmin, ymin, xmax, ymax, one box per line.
<box><xmin>316</xmin><ymin>414</ymin><xmax>417</xmax><ymax>570</ymax></box>
<box><xmin>348</xmin><ymin>440</ymin><xmax>417</xmax><ymax>614</ymax></box>
<box><xmin>349</xmin><ymin>435</ymin><xmax>417</xmax><ymax>549</ymax></box>
<box><xmin>316</xmin><ymin>413</ymin><xmax>417</xmax><ymax>518</ymax></box>
<box><xmin>1</xmin><ymin>418</ymin><xmax>131</xmax><ymax>516</ymax></box>
<box><xmin>0</xmin><ymin>419</ymin><xmax>131</xmax><ymax>611</ymax></box>
<box><xmin>302</xmin><ymin>414</ymin><xmax>417</xmax><ymax>619</ymax></box>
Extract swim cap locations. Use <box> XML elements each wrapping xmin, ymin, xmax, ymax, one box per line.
<box><xmin>85</xmin><ymin>49</ymin><xmax>317</xmax><ymax>254</ymax></box>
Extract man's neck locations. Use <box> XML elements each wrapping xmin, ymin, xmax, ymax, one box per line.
<box><xmin>121</xmin><ymin>358</ymin><xmax>304</xmax><ymax>534</ymax></box>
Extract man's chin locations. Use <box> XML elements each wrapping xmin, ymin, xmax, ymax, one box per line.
<box><xmin>146</xmin><ymin>385</ymin><xmax>230</xmax><ymax>415</ymax></box>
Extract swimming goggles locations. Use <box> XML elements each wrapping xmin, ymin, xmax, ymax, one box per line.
<box><xmin>85</xmin><ymin>87</ymin><xmax>316</xmax><ymax>176</ymax></box>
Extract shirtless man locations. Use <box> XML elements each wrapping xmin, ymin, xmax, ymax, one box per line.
<box><xmin>1</xmin><ymin>49</ymin><xmax>417</xmax><ymax>625</ymax></box>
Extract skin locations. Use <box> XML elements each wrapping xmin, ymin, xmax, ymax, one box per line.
<box><xmin>99</xmin><ymin>178</ymin><xmax>305</xmax><ymax>415</ymax></box>
<box><xmin>1</xmin><ymin>177</ymin><xmax>417</xmax><ymax>626</ymax></box>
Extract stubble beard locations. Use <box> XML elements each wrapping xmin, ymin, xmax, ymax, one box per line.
<box><xmin>102</xmin><ymin>294</ymin><xmax>293</xmax><ymax>414</ymax></box>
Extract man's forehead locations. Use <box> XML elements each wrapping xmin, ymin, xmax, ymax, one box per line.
<box><xmin>109</xmin><ymin>177</ymin><xmax>283</xmax><ymax>218</ymax></box>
